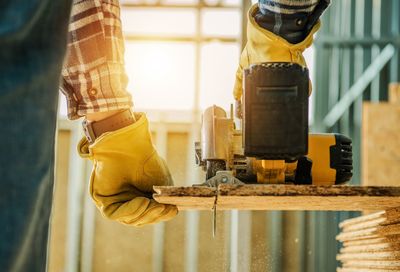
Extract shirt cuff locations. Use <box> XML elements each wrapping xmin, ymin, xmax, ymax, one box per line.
<box><xmin>61</xmin><ymin>62</ymin><xmax>133</xmax><ymax>120</ymax></box>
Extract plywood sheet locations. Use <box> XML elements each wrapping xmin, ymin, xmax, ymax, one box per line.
<box><xmin>389</xmin><ymin>83</ymin><xmax>400</xmax><ymax>104</ymax></box>
<box><xmin>153</xmin><ymin>185</ymin><xmax>400</xmax><ymax>211</ymax></box>
<box><xmin>362</xmin><ymin>102</ymin><xmax>400</xmax><ymax>186</ymax></box>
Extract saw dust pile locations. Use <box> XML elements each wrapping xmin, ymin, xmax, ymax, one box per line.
<box><xmin>337</xmin><ymin>207</ymin><xmax>400</xmax><ymax>272</ymax></box>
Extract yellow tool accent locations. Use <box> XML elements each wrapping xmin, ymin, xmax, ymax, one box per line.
<box><xmin>78</xmin><ymin>113</ymin><xmax>178</xmax><ymax>226</ymax></box>
<box><xmin>308</xmin><ymin>134</ymin><xmax>337</xmax><ymax>185</ymax></box>
<box><xmin>254</xmin><ymin>160</ymin><xmax>286</xmax><ymax>184</ymax></box>
<box><xmin>233</xmin><ymin>3</ymin><xmax>320</xmax><ymax>101</ymax></box>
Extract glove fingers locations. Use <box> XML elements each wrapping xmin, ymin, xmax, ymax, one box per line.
<box><xmin>102</xmin><ymin>196</ymin><xmax>150</xmax><ymax>222</ymax></box>
<box><xmin>133</xmin><ymin>201</ymin><xmax>178</xmax><ymax>226</ymax></box>
<box><xmin>102</xmin><ymin>197</ymin><xmax>178</xmax><ymax>226</ymax></box>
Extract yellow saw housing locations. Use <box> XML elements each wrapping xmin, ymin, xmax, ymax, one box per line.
<box><xmin>195</xmin><ymin>106</ymin><xmax>353</xmax><ymax>186</ymax></box>
<box><xmin>195</xmin><ymin>63</ymin><xmax>352</xmax><ymax>186</ymax></box>
<box><xmin>252</xmin><ymin>134</ymin><xmax>352</xmax><ymax>185</ymax></box>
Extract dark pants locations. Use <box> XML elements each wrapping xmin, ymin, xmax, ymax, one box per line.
<box><xmin>0</xmin><ymin>1</ymin><xmax>72</xmax><ymax>271</ymax></box>
<box><xmin>257</xmin><ymin>0</ymin><xmax>330</xmax><ymax>43</ymax></box>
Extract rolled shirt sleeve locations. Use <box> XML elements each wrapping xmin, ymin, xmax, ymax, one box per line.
<box><xmin>61</xmin><ymin>0</ymin><xmax>132</xmax><ymax>120</ymax></box>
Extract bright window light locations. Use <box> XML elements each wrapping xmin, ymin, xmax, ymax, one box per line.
<box><xmin>200</xmin><ymin>42</ymin><xmax>240</xmax><ymax>111</ymax></box>
<box><xmin>121</xmin><ymin>9</ymin><xmax>196</xmax><ymax>36</ymax></box>
<box><xmin>202</xmin><ymin>9</ymin><xmax>241</xmax><ymax>37</ymax></box>
<box><xmin>125</xmin><ymin>41</ymin><xmax>196</xmax><ymax>110</ymax></box>
<box><xmin>223</xmin><ymin>0</ymin><xmax>241</xmax><ymax>5</ymax></box>
<box><xmin>164</xmin><ymin>0</ymin><xmax>198</xmax><ymax>4</ymax></box>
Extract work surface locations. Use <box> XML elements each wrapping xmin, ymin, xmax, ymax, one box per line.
<box><xmin>153</xmin><ymin>185</ymin><xmax>400</xmax><ymax>211</ymax></box>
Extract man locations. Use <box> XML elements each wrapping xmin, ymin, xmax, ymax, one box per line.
<box><xmin>0</xmin><ymin>0</ymin><xmax>329</xmax><ymax>271</ymax></box>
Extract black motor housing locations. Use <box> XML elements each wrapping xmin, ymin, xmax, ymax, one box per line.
<box><xmin>243</xmin><ymin>62</ymin><xmax>309</xmax><ymax>161</ymax></box>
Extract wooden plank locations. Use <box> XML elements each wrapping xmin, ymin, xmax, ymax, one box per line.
<box><xmin>153</xmin><ymin>186</ymin><xmax>216</xmax><ymax>210</ymax></box>
<box><xmin>340</xmin><ymin>242</ymin><xmax>400</xmax><ymax>253</ymax></box>
<box><xmin>339</xmin><ymin>211</ymin><xmax>386</xmax><ymax>228</ymax></box>
<box><xmin>340</xmin><ymin>208</ymin><xmax>400</xmax><ymax>226</ymax></box>
<box><xmin>337</xmin><ymin>251</ymin><xmax>400</xmax><ymax>261</ymax></box>
<box><xmin>338</xmin><ymin>208</ymin><xmax>400</xmax><ymax>234</ymax></box>
<box><xmin>341</xmin><ymin>217</ymin><xmax>387</xmax><ymax>232</ymax></box>
<box><xmin>338</xmin><ymin>267</ymin><xmax>400</xmax><ymax>272</ymax></box>
<box><xmin>153</xmin><ymin>185</ymin><xmax>400</xmax><ymax>211</ymax></box>
<box><xmin>362</xmin><ymin>102</ymin><xmax>400</xmax><ymax>186</ymax></box>
<box><xmin>343</xmin><ymin>236</ymin><xmax>400</xmax><ymax>247</ymax></box>
<box><xmin>337</xmin><ymin>224</ymin><xmax>400</xmax><ymax>242</ymax></box>
<box><xmin>342</xmin><ymin>260</ymin><xmax>400</xmax><ymax>269</ymax></box>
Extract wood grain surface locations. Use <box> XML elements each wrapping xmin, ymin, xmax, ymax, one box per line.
<box><xmin>362</xmin><ymin>102</ymin><xmax>400</xmax><ymax>187</ymax></box>
<box><xmin>153</xmin><ymin>185</ymin><xmax>400</xmax><ymax>211</ymax></box>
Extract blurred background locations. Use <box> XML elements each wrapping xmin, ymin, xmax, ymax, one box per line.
<box><xmin>54</xmin><ymin>0</ymin><xmax>400</xmax><ymax>271</ymax></box>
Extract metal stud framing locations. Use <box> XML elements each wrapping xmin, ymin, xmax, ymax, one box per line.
<box><xmin>311</xmin><ymin>1</ymin><xmax>400</xmax><ymax>271</ymax></box>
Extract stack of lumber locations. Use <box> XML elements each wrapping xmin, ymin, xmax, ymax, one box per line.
<box><xmin>337</xmin><ymin>208</ymin><xmax>400</xmax><ymax>271</ymax></box>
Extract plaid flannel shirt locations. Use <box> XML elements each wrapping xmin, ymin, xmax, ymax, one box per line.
<box><xmin>61</xmin><ymin>0</ymin><xmax>132</xmax><ymax>120</ymax></box>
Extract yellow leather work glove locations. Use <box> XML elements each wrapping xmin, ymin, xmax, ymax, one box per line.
<box><xmin>78</xmin><ymin>113</ymin><xmax>178</xmax><ymax>226</ymax></box>
<box><xmin>233</xmin><ymin>4</ymin><xmax>321</xmax><ymax>101</ymax></box>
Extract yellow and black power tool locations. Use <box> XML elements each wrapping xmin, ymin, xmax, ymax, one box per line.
<box><xmin>195</xmin><ymin>63</ymin><xmax>352</xmax><ymax>186</ymax></box>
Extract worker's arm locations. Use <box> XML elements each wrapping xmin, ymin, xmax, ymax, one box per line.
<box><xmin>61</xmin><ymin>0</ymin><xmax>177</xmax><ymax>226</ymax></box>
<box><xmin>233</xmin><ymin>0</ymin><xmax>330</xmax><ymax>101</ymax></box>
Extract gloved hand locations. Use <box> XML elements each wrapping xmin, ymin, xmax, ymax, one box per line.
<box><xmin>78</xmin><ymin>113</ymin><xmax>178</xmax><ymax>226</ymax></box>
<box><xmin>233</xmin><ymin>4</ymin><xmax>320</xmax><ymax>101</ymax></box>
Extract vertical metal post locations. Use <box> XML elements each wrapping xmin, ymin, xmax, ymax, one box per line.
<box><xmin>184</xmin><ymin>122</ymin><xmax>201</xmax><ymax>272</ymax></box>
<box><xmin>153</xmin><ymin>123</ymin><xmax>168</xmax><ymax>272</ymax></box>
<box><xmin>353</xmin><ymin>0</ymin><xmax>368</xmax><ymax>186</ymax></box>
<box><xmin>184</xmin><ymin>2</ymin><xmax>203</xmax><ymax>271</ymax></box>
<box><xmin>339</xmin><ymin>0</ymin><xmax>352</xmax><ymax>136</ymax></box>
<box><xmin>228</xmin><ymin>2</ymin><xmax>252</xmax><ymax>271</ymax></box>
<box><xmin>305</xmin><ymin>211</ymin><xmax>315</xmax><ymax>272</ymax></box>
<box><xmin>390</xmin><ymin>0</ymin><xmax>400</xmax><ymax>83</ymax></box>
<box><xmin>229</xmin><ymin>210</ymin><xmax>252</xmax><ymax>272</ymax></box>
<box><xmin>371</xmin><ymin>0</ymin><xmax>382</xmax><ymax>102</ymax></box>
<box><xmin>80</xmin><ymin>161</ymin><xmax>96</xmax><ymax>272</ymax></box>
<box><xmin>312</xmin><ymin>3</ymin><xmax>340</xmax><ymax>271</ymax></box>
<box><xmin>185</xmin><ymin>210</ymin><xmax>199</xmax><ymax>272</ymax></box>
<box><xmin>267</xmin><ymin>211</ymin><xmax>283</xmax><ymax>272</ymax></box>
<box><xmin>297</xmin><ymin>212</ymin><xmax>306</xmax><ymax>272</ymax></box>
<box><xmin>238</xmin><ymin>212</ymin><xmax>252</xmax><ymax>271</ymax></box>
<box><xmin>64</xmin><ymin>123</ymin><xmax>85</xmax><ymax>272</ymax></box>
<box><xmin>230</xmin><ymin>210</ymin><xmax>239</xmax><ymax>272</ymax></box>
